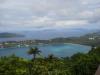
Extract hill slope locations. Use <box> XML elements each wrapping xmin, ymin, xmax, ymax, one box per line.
<box><xmin>0</xmin><ymin>32</ymin><xmax>24</xmax><ymax>38</ymax></box>
<box><xmin>50</xmin><ymin>31</ymin><xmax>100</xmax><ymax>46</ymax></box>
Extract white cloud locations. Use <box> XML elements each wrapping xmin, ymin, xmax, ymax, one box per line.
<box><xmin>79</xmin><ymin>11</ymin><xmax>94</xmax><ymax>18</ymax></box>
<box><xmin>80</xmin><ymin>0</ymin><xmax>100</xmax><ymax>5</ymax></box>
<box><xmin>0</xmin><ymin>0</ymin><xmax>100</xmax><ymax>31</ymax></box>
<box><xmin>56</xmin><ymin>20</ymin><xmax>88</xmax><ymax>26</ymax></box>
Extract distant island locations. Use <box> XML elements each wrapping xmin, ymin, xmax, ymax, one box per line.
<box><xmin>0</xmin><ymin>32</ymin><xmax>24</xmax><ymax>38</ymax></box>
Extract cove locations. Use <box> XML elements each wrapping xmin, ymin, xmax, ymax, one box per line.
<box><xmin>0</xmin><ymin>43</ymin><xmax>91</xmax><ymax>59</ymax></box>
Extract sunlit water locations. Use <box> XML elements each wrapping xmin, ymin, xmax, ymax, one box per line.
<box><xmin>0</xmin><ymin>43</ymin><xmax>91</xmax><ymax>59</ymax></box>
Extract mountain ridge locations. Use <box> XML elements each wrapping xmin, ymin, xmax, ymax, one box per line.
<box><xmin>0</xmin><ymin>32</ymin><xmax>24</xmax><ymax>38</ymax></box>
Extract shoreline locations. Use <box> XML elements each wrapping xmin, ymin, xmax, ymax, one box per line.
<box><xmin>0</xmin><ymin>42</ymin><xmax>91</xmax><ymax>49</ymax></box>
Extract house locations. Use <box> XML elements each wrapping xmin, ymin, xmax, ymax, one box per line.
<box><xmin>88</xmin><ymin>37</ymin><xmax>95</xmax><ymax>40</ymax></box>
<box><xmin>95</xmin><ymin>66</ymin><xmax>100</xmax><ymax>75</ymax></box>
<box><xmin>0</xmin><ymin>44</ymin><xmax>4</xmax><ymax>48</ymax></box>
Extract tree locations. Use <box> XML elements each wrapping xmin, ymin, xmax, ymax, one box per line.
<box><xmin>48</xmin><ymin>54</ymin><xmax>54</xmax><ymax>60</ymax></box>
<box><xmin>28</xmin><ymin>47</ymin><xmax>41</xmax><ymax>60</ymax></box>
<box><xmin>91</xmin><ymin>45</ymin><xmax>96</xmax><ymax>50</ymax></box>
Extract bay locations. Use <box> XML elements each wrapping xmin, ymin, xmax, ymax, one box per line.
<box><xmin>0</xmin><ymin>43</ymin><xmax>91</xmax><ymax>59</ymax></box>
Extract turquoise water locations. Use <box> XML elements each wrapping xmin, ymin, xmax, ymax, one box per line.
<box><xmin>0</xmin><ymin>43</ymin><xmax>91</xmax><ymax>59</ymax></box>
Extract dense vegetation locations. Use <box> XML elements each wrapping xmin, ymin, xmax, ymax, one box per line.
<box><xmin>0</xmin><ymin>46</ymin><xmax>100</xmax><ymax>75</ymax></box>
<box><xmin>0</xmin><ymin>32</ymin><xmax>24</xmax><ymax>38</ymax></box>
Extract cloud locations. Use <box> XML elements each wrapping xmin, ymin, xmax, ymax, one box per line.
<box><xmin>0</xmin><ymin>0</ymin><xmax>100</xmax><ymax>31</ymax></box>
<box><xmin>55</xmin><ymin>20</ymin><xmax>88</xmax><ymax>27</ymax></box>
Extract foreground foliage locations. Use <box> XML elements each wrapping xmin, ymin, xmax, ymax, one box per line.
<box><xmin>0</xmin><ymin>47</ymin><xmax>100</xmax><ymax>75</ymax></box>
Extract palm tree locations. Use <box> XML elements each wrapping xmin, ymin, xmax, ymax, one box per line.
<box><xmin>48</xmin><ymin>54</ymin><xmax>54</xmax><ymax>60</ymax></box>
<box><xmin>91</xmin><ymin>45</ymin><xmax>95</xmax><ymax>50</ymax></box>
<box><xmin>27</xmin><ymin>47</ymin><xmax>41</xmax><ymax>75</ymax></box>
<box><xmin>28</xmin><ymin>47</ymin><xmax>41</xmax><ymax>60</ymax></box>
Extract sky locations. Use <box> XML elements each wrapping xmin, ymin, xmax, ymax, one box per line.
<box><xmin>0</xmin><ymin>0</ymin><xmax>100</xmax><ymax>31</ymax></box>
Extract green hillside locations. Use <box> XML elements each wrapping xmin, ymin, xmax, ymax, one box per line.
<box><xmin>0</xmin><ymin>33</ymin><xmax>24</xmax><ymax>38</ymax></box>
<box><xmin>49</xmin><ymin>31</ymin><xmax>100</xmax><ymax>46</ymax></box>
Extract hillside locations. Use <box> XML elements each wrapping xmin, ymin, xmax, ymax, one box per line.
<box><xmin>49</xmin><ymin>31</ymin><xmax>100</xmax><ymax>46</ymax></box>
<box><xmin>0</xmin><ymin>32</ymin><xmax>24</xmax><ymax>38</ymax></box>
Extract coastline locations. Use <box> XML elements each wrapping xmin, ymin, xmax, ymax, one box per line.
<box><xmin>0</xmin><ymin>42</ymin><xmax>91</xmax><ymax>49</ymax></box>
